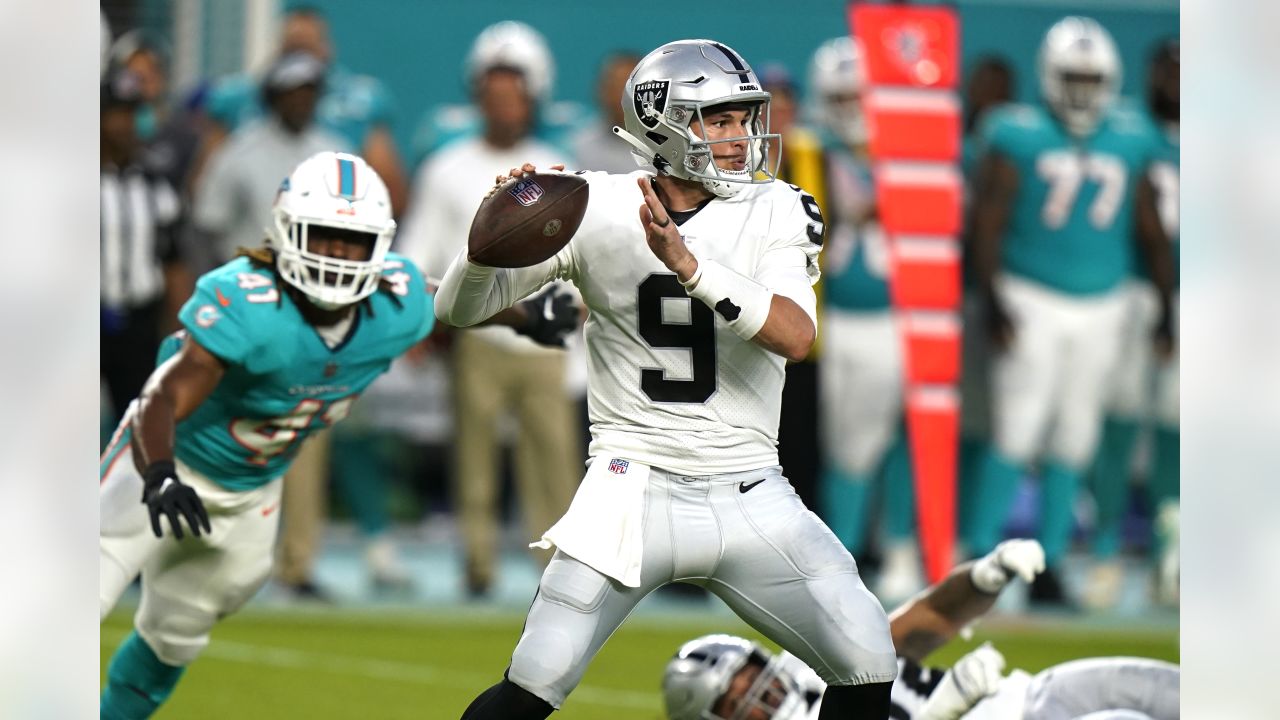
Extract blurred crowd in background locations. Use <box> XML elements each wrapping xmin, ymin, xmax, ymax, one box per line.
<box><xmin>100</xmin><ymin>1</ymin><xmax>1178</xmax><ymax>613</ymax></box>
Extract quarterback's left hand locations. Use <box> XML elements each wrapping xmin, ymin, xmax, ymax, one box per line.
<box><xmin>515</xmin><ymin>285</ymin><xmax>581</xmax><ymax>348</ymax></box>
<box><xmin>970</xmin><ymin>538</ymin><xmax>1046</xmax><ymax>593</ymax></box>
<box><xmin>636</xmin><ymin>177</ymin><xmax>697</xmax><ymax>282</ymax></box>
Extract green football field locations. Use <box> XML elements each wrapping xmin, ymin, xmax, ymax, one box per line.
<box><xmin>101</xmin><ymin>608</ymin><xmax>1178</xmax><ymax>719</ymax></box>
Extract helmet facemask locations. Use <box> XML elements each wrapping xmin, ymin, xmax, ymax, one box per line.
<box><xmin>1048</xmin><ymin>69</ymin><xmax>1110</xmax><ymax>136</ymax></box>
<box><xmin>711</xmin><ymin>654</ymin><xmax>808</xmax><ymax>720</ymax></box>
<box><xmin>677</xmin><ymin>100</ymin><xmax>781</xmax><ymax>197</ymax></box>
<box><xmin>272</xmin><ymin>214</ymin><xmax>391</xmax><ymax>310</ymax></box>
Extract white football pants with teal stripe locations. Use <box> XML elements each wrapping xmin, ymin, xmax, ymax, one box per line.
<box><xmin>100</xmin><ymin>403</ymin><xmax>283</xmax><ymax>663</ymax></box>
<box><xmin>969</xmin><ymin>276</ymin><xmax>1126</xmax><ymax>561</ymax></box>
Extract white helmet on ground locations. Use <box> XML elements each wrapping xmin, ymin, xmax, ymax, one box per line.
<box><xmin>808</xmin><ymin>36</ymin><xmax>867</xmax><ymax>148</ymax></box>
<box><xmin>614</xmin><ymin>39</ymin><xmax>781</xmax><ymax>198</ymax></box>
<box><xmin>466</xmin><ymin>20</ymin><xmax>554</xmax><ymax>102</ymax></box>
<box><xmin>268</xmin><ymin>151</ymin><xmax>395</xmax><ymax>309</ymax></box>
<box><xmin>1038</xmin><ymin>16</ymin><xmax>1121</xmax><ymax>137</ymax></box>
<box><xmin>662</xmin><ymin>634</ymin><xmax>808</xmax><ymax>720</ymax></box>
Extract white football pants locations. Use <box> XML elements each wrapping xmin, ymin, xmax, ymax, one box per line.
<box><xmin>100</xmin><ymin>409</ymin><xmax>282</xmax><ymax>667</ymax></box>
<box><xmin>991</xmin><ymin>275</ymin><xmax>1127</xmax><ymax>469</ymax></box>
<box><xmin>819</xmin><ymin>309</ymin><xmax>903</xmax><ymax>475</ymax></box>
<box><xmin>507</xmin><ymin>465</ymin><xmax>899</xmax><ymax>708</ymax></box>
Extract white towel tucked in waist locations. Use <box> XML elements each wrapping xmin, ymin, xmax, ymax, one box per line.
<box><xmin>530</xmin><ymin>457</ymin><xmax>649</xmax><ymax>587</ymax></box>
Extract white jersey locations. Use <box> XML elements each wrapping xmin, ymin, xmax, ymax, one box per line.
<box><xmin>434</xmin><ymin>170</ymin><xmax>823</xmax><ymax>475</ymax></box>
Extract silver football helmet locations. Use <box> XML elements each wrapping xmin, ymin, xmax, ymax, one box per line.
<box><xmin>1038</xmin><ymin>16</ymin><xmax>1121</xmax><ymax>137</ymax></box>
<box><xmin>614</xmin><ymin>39</ymin><xmax>780</xmax><ymax>198</ymax></box>
<box><xmin>662</xmin><ymin>634</ymin><xmax>808</xmax><ymax>720</ymax></box>
<box><xmin>808</xmin><ymin>36</ymin><xmax>867</xmax><ymax>149</ymax></box>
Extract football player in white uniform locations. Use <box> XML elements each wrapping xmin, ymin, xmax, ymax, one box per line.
<box><xmin>436</xmin><ymin>39</ymin><xmax>898</xmax><ymax>719</ymax></box>
<box><xmin>664</xmin><ymin>539</ymin><xmax>1179</xmax><ymax>720</ymax></box>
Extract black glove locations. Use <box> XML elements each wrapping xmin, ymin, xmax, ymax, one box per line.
<box><xmin>515</xmin><ymin>286</ymin><xmax>581</xmax><ymax>348</ymax></box>
<box><xmin>142</xmin><ymin>460</ymin><xmax>211</xmax><ymax>540</ymax></box>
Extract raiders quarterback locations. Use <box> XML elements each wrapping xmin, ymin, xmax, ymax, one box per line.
<box><xmin>664</xmin><ymin>540</ymin><xmax>1179</xmax><ymax>720</ymax></box>
<box><xmin>436</xmin><ymin>39</ymin><xmax>897</xmax><ymax>719</ymax></box>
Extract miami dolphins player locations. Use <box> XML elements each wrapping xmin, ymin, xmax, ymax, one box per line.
<box><xmin>97</xmin><ymin>151</ymin><xmax>577</xmax><ymax>719</ymax></box>
<box><xmin>1087</xmin><ymin>39</ymin><xmax>1180</xmax><ymax>608</ymax></box>
<box><xmin>98</xmin><ymin>151</ymin><xmax>428</xmax><ymax>719</ymax></box>
<box><xmin>807</xmin><ymin>36</ymin><xmax>919</xmax><ymax>602</ymax></box>
<box><xmin>967</xmin><ymin>17</ymin><xmax>1175</xmax><ymax>603</ymax></box>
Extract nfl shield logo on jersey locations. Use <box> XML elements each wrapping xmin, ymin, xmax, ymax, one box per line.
<box><xmin>608</xmin><ymin>458</ymin><xmax>630</xmax><ymax>475</ymax></box>
<box><xmin>508</xmin><ymin>179</ymin><xmax>544</xmax><ymax>207</ymax></box>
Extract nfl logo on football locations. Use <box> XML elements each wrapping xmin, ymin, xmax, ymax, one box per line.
<box><xmin>608</xmin><ymin>458</ymin><xmax>629</xmax><ymax>475</ymax></box>
<box><xmin>508</xmin><ymin>179</ymin><xmax>544</xmax><ymax>207</ymax></box>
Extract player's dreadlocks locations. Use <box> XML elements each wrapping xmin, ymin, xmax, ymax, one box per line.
<box><xmin>235</xmin><ymin>245</ymin><xmax>404</xmax><ymax>315</ymax></box>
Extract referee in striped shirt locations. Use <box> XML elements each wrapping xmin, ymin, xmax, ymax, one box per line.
<box><xmin>101</xmin><ymin>67</ymin><xmax>190</xmax><ymax>422</ymax></box>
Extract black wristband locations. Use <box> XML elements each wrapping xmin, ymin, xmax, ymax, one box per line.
<box><xmin>143</xmin><ymin>460</ymin><xmax>177</xmax><ymax>488</ymax></box>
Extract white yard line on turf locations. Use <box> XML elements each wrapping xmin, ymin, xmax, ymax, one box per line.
<box><xmin>100</xmin><ymin>631</ymin><xmax>658</xmax><ymax>711</ymax></box>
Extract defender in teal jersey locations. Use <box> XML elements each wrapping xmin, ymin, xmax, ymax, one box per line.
<box><xmin>99</xmin><ymin>151</ymin><xmax>578</xmax><ymax>719</ymax></box>
<box><xmin>1087</xmin><ymin>39</ymin><xmax>1181</xmax><ymax>609</ymax></box>
<box><xmin>808</xmin><ymin>37</ymin><xmax>920</xmax><ymax>604</ymax></box>
<box><xmin>98</xmin><ymin>152</ymin><xmax>421</xmax><ymax>719</ymax></box>
<box><xmin>967</xmin><ymin>18</ymin><xmax>1175</xmax><ymax>605</ymax></box>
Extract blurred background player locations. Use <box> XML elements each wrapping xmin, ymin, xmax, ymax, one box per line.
<box><xmin>1086</xmin><ymin>39</ymin><xmax>1180</xmax><ymax>609</ymax></box>
<box><xmin>568</xmin><ymin>51</ymin><xmax>644</xmax><ymax>173</ymax></box>
<box><xmin>396</xmin><ymin>20</ymin><xmax>582</xmax><ymax>599</ymax></box>
<box><xmin>806</xmin><ymin>36</ymin><xmax>920</xmax><ymax>604</ymax></box>
<box><xmin>967</xmin><ymin>17</ymin><xmax>1175</xmax><ymax>605</ymax></box>
<box><xmin>193</xmin><ymin>5</ymin><xmax>407</xmax><ymax>214</ymax></box>
<box><xmin>663</xmin><ymin>539</ymin><xmax>1179</xmax><ymax>720</ymax></box>
<box><xmin>757</xmin><ymin>60</ymin><xmax>824</xmax><ymax>523</ymax></box>
<box><xmin>100</xmin><ymin>153</ymin><xmax>433</xmax><ymax>719</ymax></box>
<box><xmin>101</xmin><ymin>66</ymin><xmax>191</xmax><ymax>430</ymax></box>
<box><xmin>959</xmin><ymin>56</ymin><xmax>1015</xmax><ymax>551</ymax></box>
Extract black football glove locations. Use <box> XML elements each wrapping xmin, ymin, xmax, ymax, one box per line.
<box><xmin>516</xmin><ymin>285</ymin><xmax>581</xmax><ymax>348</ymax></box>
<box><xmin>142</xmin><ymin>461</ymin><xmax>211</xmax><ymax>540</ymax></box>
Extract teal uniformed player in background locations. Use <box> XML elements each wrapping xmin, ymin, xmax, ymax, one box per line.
<box><xmin>98</xmin><ymin>153</ymin><xmax>429</xmax><ymax>719</ymax></box>
<box><xmin>805</xmin><ymin>37</ymin><xmax>920</xmax><ymax>604</ymax></box>
<box><xmin>1087</xmin><ymin>38</ymin><xmax>1181</xmax><ymax>609</ymax></box>
<box><xmin>967</xmin><ymin>17</ymin><xmax>1175</xmax><ymax>604</ymax></box>
<box><xmin>198</xmin><ymin>6</ymin><xmax>408</xmax><ymax>213</ymax></box>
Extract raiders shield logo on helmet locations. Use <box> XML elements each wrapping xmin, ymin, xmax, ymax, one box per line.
<box><xmin>633</xmin><ymin>79</ymin><xmax>670</xmax><ymax>129</ymax></box>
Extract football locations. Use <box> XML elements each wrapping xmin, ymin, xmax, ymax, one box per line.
<box><xmin>467</xmin><ymin>172</ymin><xmax>590</xmax><ymax>268</ymax></box>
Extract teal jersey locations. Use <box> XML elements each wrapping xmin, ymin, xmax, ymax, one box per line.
<box><xmin>161</xmin><ymin>252</ymin><xmax>433</xmax><ymax>491</ymax></box>
<box><xmin>1145</xmin><ymin>118</ymin><xmax>1179</xmax><ymax>287</ymax></box>
<box><xmin>208</xmin><ymin>65</ymin><xmax>396</xmax><ymax>149</ymax></box>
<box><xmin>980</xmin><ymin>103</ymin><xmax>1159</xmax><ymax>295</ymax></box>
<box><xmin>821</xmin><ymin>142</ymin><xmax>891</xmax><ymax>311</ymax></box>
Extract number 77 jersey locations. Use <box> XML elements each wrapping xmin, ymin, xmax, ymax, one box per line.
<box><xmin>157</xmin><ymin>252</ymin><xmax>434</xmax><ymax>491</ymax></box>
<box><xmin>552</xmin><ymin>171</ymin><xmax>823</xmax><ymax>476</ymax></box>
<box><xmin>979</xmin><ymin>103</ymin><xmax>1159</xmax><ymax>295</ymax></box>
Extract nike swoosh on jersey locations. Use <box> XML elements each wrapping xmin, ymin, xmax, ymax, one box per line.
<box><xmin>215</xmin><ymin>287</ymin><xmax>232</xmax><ymax>307</ymax></box>
<box><xmin>739</xmin><ymin>478</ymin><xmax>766</xmax><ymax>493</ymax></box>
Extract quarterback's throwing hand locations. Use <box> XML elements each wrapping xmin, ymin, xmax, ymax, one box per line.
<box><xmin>486</xmin><ymin>162</ymin><xmax>566</xmax><ymax>198</ymax></box>
<box><xmin>636</xmin><ymin>177</ymin><xmax>697</xmax><ymax>282</ymax></box>
<box><xmin>142</xmin><ymin>461</ymin><xmax>211</xmax><ymax>540</ymax></box>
